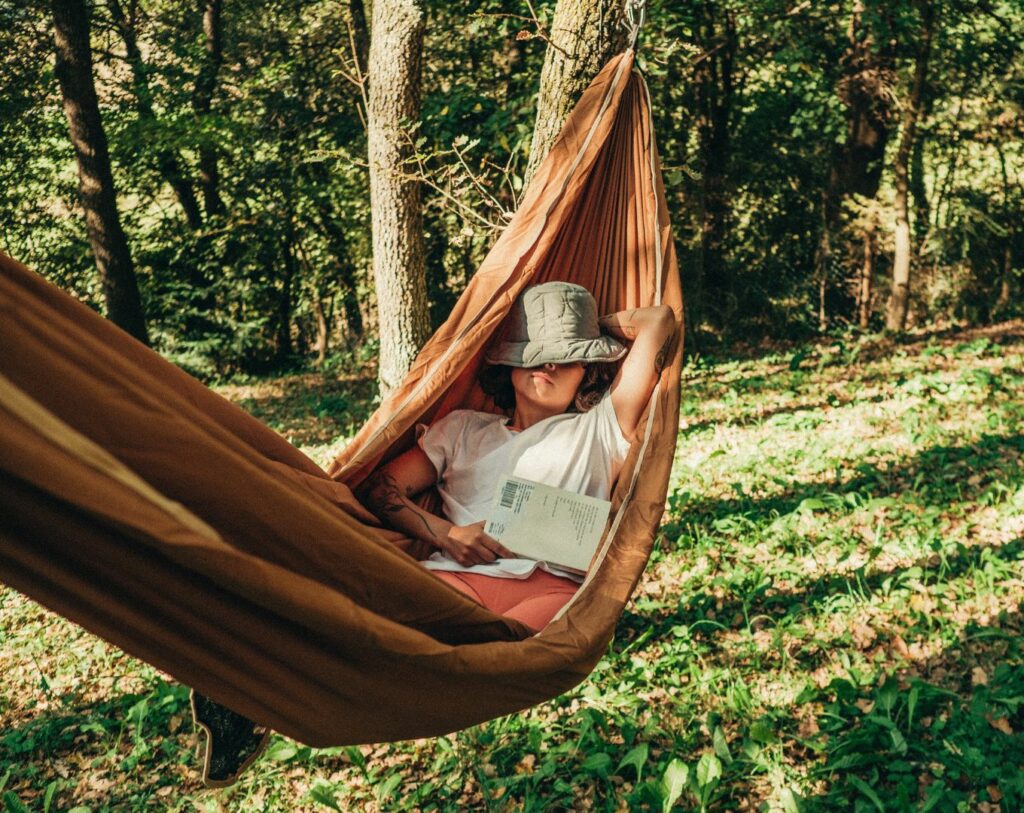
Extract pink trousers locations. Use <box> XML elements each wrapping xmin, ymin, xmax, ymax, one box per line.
<box><xmin>431</xmin><ymin>568</ymin><xmax>579</xmax><ymax>632</ymax></box>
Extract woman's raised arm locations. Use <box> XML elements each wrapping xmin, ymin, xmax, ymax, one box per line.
<box><xmin>598</xmin><ymin>304</ymin><xmax>677</xmax><ymax>441</ymax></box>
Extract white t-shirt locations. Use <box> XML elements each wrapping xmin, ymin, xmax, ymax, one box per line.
<box><xmin>416</xmin><ymin>389</ymin><xmax>632</xmax><ymax>581</ymax></box>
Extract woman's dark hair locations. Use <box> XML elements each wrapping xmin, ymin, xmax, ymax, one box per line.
<box><xmin>479</xmin><ymin>362</ymin><xmax>618</xmax><ymax>413</ymax></box>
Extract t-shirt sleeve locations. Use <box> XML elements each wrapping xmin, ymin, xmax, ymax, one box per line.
<box><xmin>416</xmin><ymin>410</ymin><xmax>468</xmax><ymax>479</ymax></box>
<box><xmin>592</xmin><ymin>388</ymin><xmax>633</xmax><ymax>463</ymax></box>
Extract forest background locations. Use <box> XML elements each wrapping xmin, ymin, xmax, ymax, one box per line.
<box><xmin>2</xmin><ymin>2</ymin><xmax>1024</xmax><ymax>810</ymax></box>
<box><xmin>2</xmin><ymin>0</ymin><xmax>1021</xmax><ymax>388</ymax></box>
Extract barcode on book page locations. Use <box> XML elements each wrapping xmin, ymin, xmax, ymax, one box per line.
<box><xmin>499</xmin><ymin>479</ymin><xmax>521</xmax><ymax>510</ymax></box>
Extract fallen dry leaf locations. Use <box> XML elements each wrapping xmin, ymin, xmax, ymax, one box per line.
<box><xmin>986</xmin><ymin>714</ymin><xmax>1013</xmax><ymax>735</ymax></box>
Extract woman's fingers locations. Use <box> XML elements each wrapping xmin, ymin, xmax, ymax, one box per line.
<box><xmin>481</xmin><ymin>536</ymin><xmax>513</xmax><ymax>558</ymax></box>
<box><xmin>446</xmin><ymin>522</ymin><xmax>513</xmax><ymax>565</ymax></box>
<box><xmin>469</xmin><ymin>522</ymin><xmax>513</xmax><ymax>559</ymax></box>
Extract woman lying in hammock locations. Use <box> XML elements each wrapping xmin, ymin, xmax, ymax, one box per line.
<box><xmin>192</xmin><ymin>282</ymin><xmax>674</xmax><ymax>788</ymax></box>
<box><xmin>362</xmin><ymin>281</ymin><xmax>675</xmax><ymax>631</ymax></box>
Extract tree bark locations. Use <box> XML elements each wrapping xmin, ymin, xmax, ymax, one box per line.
<box><xmin>858</xmin><ymin>222</ymin><xmax>876</xmax><ymax>328</ymax></box>
<box><xmin>193</xmin><ymin>0</ymin><xmax>226</xmax><ymax>219</ymax></box>
<box><xmin>367</xmin><ymin>0</ymin><xmax>430</xmax><ymax>396</ymax></box>
<box><xmin>105</xmin><ymin>0</ymin><xmax>203</xmax><ymax>230</ymax></box>
<box><xmin>51</xmin><ymin>0</ymin><xmax>149</xmax><ymax>344</ymax></box>
<box><xmin>312</xmin><ymin>201</ymin><xmax>365</xmax><ymax>344</ymax></box>
<box><xmin>909</xmin><ymin>111</ymin><xmax>930</xmax><ymax>249</ymax></box>
<box><xmin>523</xmin><ymin>0</ymin><xmax>628</xmax><ymax>185</ymax></box>
<box><xmin>693</xmin><ymin>1</ymin><xmax>737</xmax><ymax>327</ymax></box>
<box><xmin>887</xmin><ymin>0</ymin><xmax>934</xmax><ymax>332</ymax></box>
<box><xmin>994</xmin><ymin>141</ymin><xmax>1014</xmax><ymax>317</ymax></box>
<box><xmin>277</xmin><ymin>204</ymin><xmax>296</xmax><ymax>360</ymax></box>
<box><xmin>816</xmin><ymin>0</ymin><xmax>892</xmax><ymax>330</ymax></box>
<box><xmin>312</xmin><ymin>288</ymin><xmax>332</xmax><ymax>365</ymax></box>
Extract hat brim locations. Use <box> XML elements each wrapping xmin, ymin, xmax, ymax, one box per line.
<box><xmin>484</xmin><ymin>335</ymin><xmax>627</xmax><ymax>368</ymax></box>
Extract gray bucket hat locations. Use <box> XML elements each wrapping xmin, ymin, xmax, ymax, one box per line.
<box><xmin>485</xmin><ymin>281</ymin><xmax>627</xmax><ymax>367</ymax></box>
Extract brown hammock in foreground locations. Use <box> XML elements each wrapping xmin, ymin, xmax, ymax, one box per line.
<box><xmin>0</xmin><ymin>50</ymin><xmax>682</xmax><ymax>747</ymax></box>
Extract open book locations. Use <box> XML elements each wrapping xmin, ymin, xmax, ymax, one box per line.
<box><xmin>484</xmin><ymin>476</ymin><xmax>612</xmax><ymax>574</ymax></box>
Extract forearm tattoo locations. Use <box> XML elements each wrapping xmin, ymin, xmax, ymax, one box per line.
<box><xmin>364</xmin><ymin>470</ymin><xmax>438</xmax><ymax>540</ymax></box>
<box><xmin>654</xmin><ymin>332</ymin><xmax>673</xmax><ymax>375</ymax></box>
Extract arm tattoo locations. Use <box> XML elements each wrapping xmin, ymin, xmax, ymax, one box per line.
<box><xmin>654</xmin><ymin>333</ymin><xmax>673</xmax><ymax>375</ymax></box>
<box><xmin>364</xmin><ymin>470</ymin><xmax>438</xmax><ymax>540</ymax></box>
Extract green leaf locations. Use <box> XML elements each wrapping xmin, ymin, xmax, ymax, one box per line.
<box><xmin>583</xmin><ymin>752</ymin><xmax>613</xmax><ymax>776</ymax></box>
<box><xmin>345</xmin><ymin>745</ymin><xmax>366</xmax><ymax>769</ymax></box>
<box><xmin>695</xmin><ymin>753</ymin><xmax>722</xmax><ymax>788</ymax></box>
<box><xmin>749</xmin><ymin>719</ymin><xmax>777</xmax><ymax>744</ymax></box>
<box><xmin>712</xmin><ymin>726</ymin><xmax>733</xmax><ymax>764</ymax></box>
<box><xmin>848</xmin><ymin>776</ymin><xmax>885</xmax><ymax>812</ymax></box>
<box><xmin>876</xmin><ymin>678</ymin><xmax>898</xmax><ymax>714</ymax></box>
<box><xmin>2</xmin><ymin>792</ymin><xmax>30</xmax><ymax>813</ymax></box>
<box><xmin>890</xmin><ymin>728</ymin><xmax>908</xmax><ymax>756</ymax></box>
<box><xmin>42</xmin><ymin>782</ymin><xmax>59</xmax><ymax>813</ymax></box>
<box><xmin>616</xmin><ymin>742</ymin><xmax>649</xmax><ymax>781</ymax></box>
<box><xmin>376</xmin><ymin>772</ymin><xmax>402</xmax><ymax>802</ymax></box>
<box><xmin>661</xmin><ymin>759</ymin><xmax>689</xmax><ymax>812</ymax></box>
<box><xmin>780</xmin><ymin>787</ymin><xmax>801</xmax><ymax>813</ymax></box>
<box><xmin>307</xmin><ymin>781</ymin><xmax>342</xmax><ymax>811</ymax></box>
<box><xmin>264</xmin><ymin>739</ymin><xmax>299</xmax><ymax>762</ymax></box>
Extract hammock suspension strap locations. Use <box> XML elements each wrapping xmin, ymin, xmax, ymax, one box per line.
<box><xmin>623</xmin><ymin>0</ymin><xmax>647</xmax><ymax>51</ymax></box>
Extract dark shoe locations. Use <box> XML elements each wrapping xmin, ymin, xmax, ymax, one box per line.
<box><xmin>190</xmin><ymin>689</ymin><xmax>271</xmax><ymax>788</ymax></box>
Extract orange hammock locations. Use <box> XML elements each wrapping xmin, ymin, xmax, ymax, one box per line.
<box><xmin>0</xmin><ymin>50</ymin><xmax>682</xmax><ymax>747</ymax></box>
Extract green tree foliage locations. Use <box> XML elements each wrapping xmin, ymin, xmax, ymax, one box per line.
<box><xmin>0</xmin><ymin>0</ymin><xmax>1021</xmax><ymax>375</ymax></box>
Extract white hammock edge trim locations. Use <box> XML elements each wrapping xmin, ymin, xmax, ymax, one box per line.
<box><xmin>0</xmin><ymin>371</ymin><xmax>225</xmax><ymax>546</ymax></box>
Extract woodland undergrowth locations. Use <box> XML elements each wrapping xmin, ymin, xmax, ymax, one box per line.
<box><xmin>2</xmin><ymin>321</ymin><xmax>1022</xmax><ymax>812</ymax></box>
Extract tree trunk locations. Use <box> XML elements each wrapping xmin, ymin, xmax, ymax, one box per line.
<box><xmin>300</xmin><ymin>159</ymin><xmax>366</xmax><ymax>344</ymax></box>
<box><xmin>277</xmin><ymin>206</ymin><xmax>296</xmax><ymax>360</ymax></box>
<box><xmin>523</xmin><ymin>0</ymin><xmax>628</xmax><ymax>185</ymax></box>
<box><xmin>367</xmin><ymin>0</ymin><xmax>430</xmax><ymax>396</ymax></box>
<box><xmin>816</xmin><ymin>0</ymin><xmax>893</xmax><ymax>329</ymax></box>
<box><xmin>105</xmin><ymin>0</ymin><xmax>203</xmax><ymax>230</ymax></box>
<box><xmin>909</xmin><ymin>112</ymin><xmax>930</xmax><ymax>250</ymax></box>
<box><xmin>51</xmin><ymin>0</ymin><xmax>149</xmax><ymax>345</ymax></box>
<box><xmin>994</xmin><ymin>142</ymin><xmax>1014</xmax><ymax>317</ymax></box>
<box><xmin>193</xmin><ymin>0</ymin><xmax>226</xmax><ymax>219</ymax></box>
<box><xmin>313</xmin><ymin>202</ymin><xmax>365</xmax><ymax>345</ymax></box>
<box><xmin>858</xmin><ymin>222</ymin><xmax>876</xmax><ymax>328</ymax></box>
<box><xmin>887</xmin><ymin>0</ymin><xmax>933</xmax><ymax>332</ymax></box>
<box><xmin>312</xmin><ymin>289</ymin><xmax>332</xmax><ymax>365</ymax></box>
<box><xmin>694</xmin><ymin>1</ymin><xmax>737</xmax><ymax>327</ymax></box>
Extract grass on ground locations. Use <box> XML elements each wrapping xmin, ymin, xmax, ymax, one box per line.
<box><xmin>1</xmin><ymin>321</ymin><xmax>1023</xmax><ymax>812</ymax></box>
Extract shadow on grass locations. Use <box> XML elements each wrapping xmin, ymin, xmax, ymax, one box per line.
<box><xmin>679</xmin><ymin>391</ymin><xmax>889</xmax><ymax>437</ymax></box>
<box><xmin>621</xmin><ymin>432</ymin><xmax>1024</xmax><ymax>646</ymax></box>
<box><xmin>797</xmin><ymin>608</ymin><xmax>1024</xmax><ymax>811</ymax></box>
<box><xmin>666</xmin><ymin>430</ymin><xmax>1024</xmax><ymax>538</ymax></box>
<box><xmin>0</xmin><ymin>679</ymin><xmax>194</xmax><ymax>804</ymax></box>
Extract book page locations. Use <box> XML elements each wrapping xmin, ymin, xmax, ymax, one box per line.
<box><xmin>484</xmin><ymin>476</ymin><xmax>612</xmax><ymax>573</ymax></box>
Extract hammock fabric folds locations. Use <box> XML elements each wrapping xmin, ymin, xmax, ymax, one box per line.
<box><xmin>0</xmin><ymin>51</ymin><xmax>682</xmax><ymax>746</ymax></box>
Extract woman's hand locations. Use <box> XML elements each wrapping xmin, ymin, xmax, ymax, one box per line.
<box><xmin>442</xmin><ymin>522</ymin><xmax>513</xmax><ymax>566</ymax></box>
